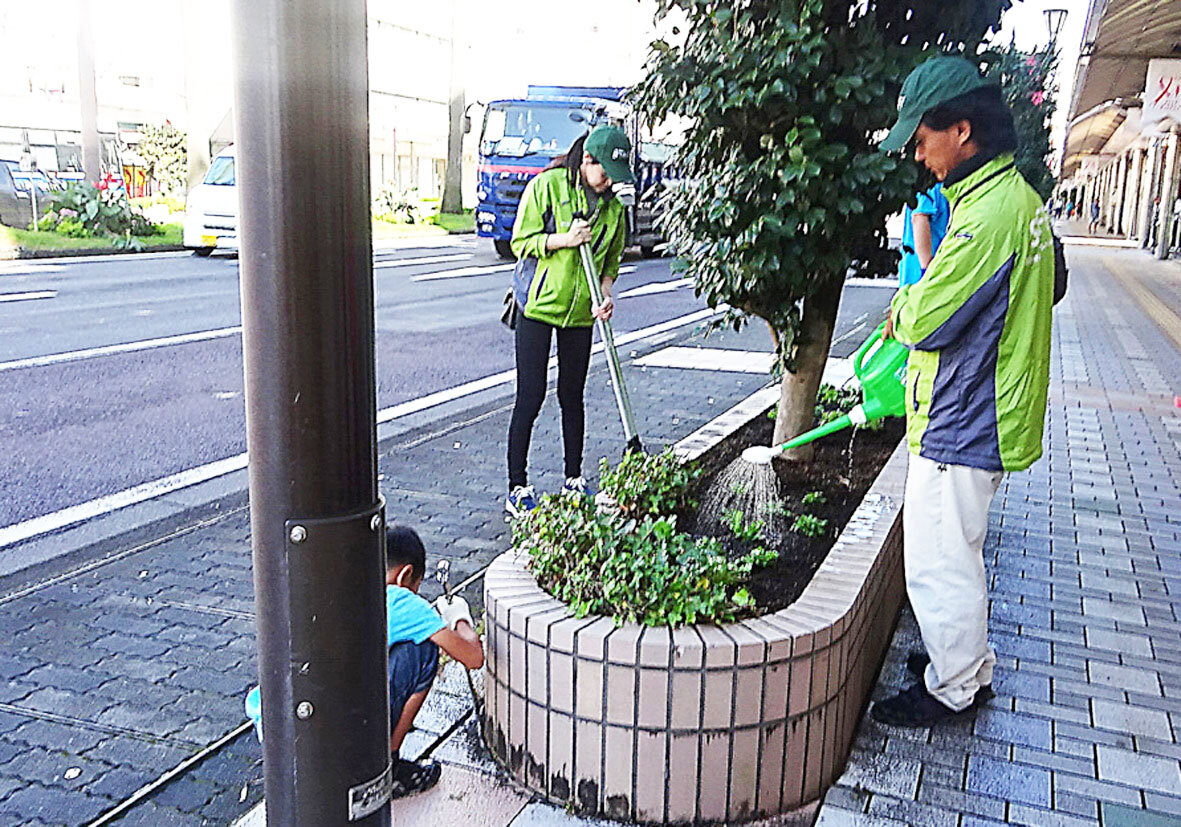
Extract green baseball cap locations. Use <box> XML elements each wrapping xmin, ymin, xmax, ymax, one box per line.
<box><xmin>880</xmin><ymin>57</ymin><xmax>997</xmax><ymax>152</ymax></box>
<box><xmin>584</xmin><ymin>125</ymin><xmax>634</xmax><ymax>183</ymax></box>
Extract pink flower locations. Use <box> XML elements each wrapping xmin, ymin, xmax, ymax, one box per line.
<box><xmin>1026</xmin><ymin>56</ymin><xmax>1038</xmax><ymax>67</ymax></box>
<box><xmin>1030</xmin><ymin>91</ymin><xmax>1045</xmax><ymax>106</ymax></box>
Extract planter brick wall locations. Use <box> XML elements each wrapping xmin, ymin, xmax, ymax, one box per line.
<box><xmin>483</xmin><ymin>388</ymin><xmax>908</xmax><ymax>824</ymax></box>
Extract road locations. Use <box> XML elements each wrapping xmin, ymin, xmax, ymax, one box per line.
<box><xmin>0</xmin><ymin>238</ymin><xmax>892</xmax><ymax>555</ymax></box>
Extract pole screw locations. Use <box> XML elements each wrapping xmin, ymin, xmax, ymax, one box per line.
<box><xmin>296</xmin><ymin>701</ymin><xmax>314</xmax><ymax>719</ymax></box>
<box><xmin>370</xmin><ymin>514</ymin><xmax>381</xmax><ymax>532</ymax></box>
<box><xmin>289</xmin><ymin>525</ymin><xmax>307</xmax><ymax>544</ymax></box>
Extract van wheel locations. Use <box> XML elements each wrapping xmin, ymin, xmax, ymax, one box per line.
<box><xmin>493</xmin><ymin>239</ymin><xmax>515</xmax><ymax>260</ymax></box>
<box><xmin>192</xmin><ymin>247</ymin><xmax>214</xmax><ymax>257</ymax></box>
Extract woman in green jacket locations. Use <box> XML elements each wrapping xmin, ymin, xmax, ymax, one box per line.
<box><xmin>505</xmin><ymin>125</ymin><xmax>631</xmax><ymax>516</ymax></box>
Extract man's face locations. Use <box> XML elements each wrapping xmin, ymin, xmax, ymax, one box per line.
<box><xmin>913</xmin><ymin>121</ymin><xmax>974</xmax><ymax>181</ymax></box>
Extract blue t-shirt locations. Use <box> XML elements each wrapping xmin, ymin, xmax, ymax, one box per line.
<box><xmin>898</xmin><ymin>185</ymin><xmax>950</xmax><ymax>287</ymax></box>
<box><xmin>386</xmin><ymin>585</ymin><xmax>445</xmax><ymax>646</ymax></box>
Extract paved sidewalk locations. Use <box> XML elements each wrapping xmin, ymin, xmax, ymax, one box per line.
<box><xmin>817</xmin><ymin>242</ymin><xmax>1181</xmax><ymax>825</ymax></box>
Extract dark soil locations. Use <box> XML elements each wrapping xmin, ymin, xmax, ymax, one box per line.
<box><xmin>684</xmin><ymin>413</ymin><xmax>903</xmax><ymax>614</ymax></box>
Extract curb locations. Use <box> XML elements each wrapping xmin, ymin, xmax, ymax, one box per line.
<box><xmin>0</xmin><ymin>243</ymin><xmax>187</xmax><ymax>261</ymax></box>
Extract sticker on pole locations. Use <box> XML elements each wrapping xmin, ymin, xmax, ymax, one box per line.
<box><xmin>348</xmin><ymin>761</ymin><xmax>392</xmax><ymax>821</ymax></box>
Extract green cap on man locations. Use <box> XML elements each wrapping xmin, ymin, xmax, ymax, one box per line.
<box><xmin>584</xmin><ymin>125</ymin><xmax>634</xmax><ymax>183</ymax></box>
<box><xmin>880</xmin><ymin>57</ymin><xmax>998</xmax><ymax>152</ymax></box>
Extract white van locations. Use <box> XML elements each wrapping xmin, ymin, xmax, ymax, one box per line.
<box><xmin>183</xmin><ymin>146</ymin><xmax>238</xmax><ymax>256</ymax></box>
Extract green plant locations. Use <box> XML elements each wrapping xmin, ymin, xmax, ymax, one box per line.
<box><xmin>374</xmin><ymin>185</ymin><xmax>423</xmax><ymax>224</ymax></box>
<box><xmin>137</xmin><ymin>122</ymin><xmax>187</xmax><ymax>195</ymax></box>
<box><xmin>517</xmin><ymin>494</ymin><xmax>772</xmax><ymax>626</ymax></box>
<box><xmin>48</xmin><ymin>183</ymin><xmax>154</xmax><ymax>238</ymax></box>
<box><xmin>725</xmin><ymin>509</ymin><xmax>765</xmax><ymax>542</ymax></box>
<box><xmin>55</xmin><ymin>218</ymin><xmax>90</xmax><ymax>238</ymax></box>
<box><xmin>597</xmin><ymin>447</ymin><xmax>700</xmax><ymax>519</ymax></box>
<box><xmin>801</xmin><ymin>491</ymin><xmax>826</xmax><ymax>507</ymax></box>
<box><xmin>634</xmin><ymin>0</ymin><xmax>1010</xmax><ymax>461</ymax></box>
<box><xmin>791</xmin><ymin>514</ymin><xmax>829</xmax><ymax>538</ymax></box>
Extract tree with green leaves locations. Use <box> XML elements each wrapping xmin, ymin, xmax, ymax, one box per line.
<box><xmin>635</xmin><ymin>0</ymin><xmax>1010</xmax><ymax>459</ymax></box>
<box><xmin>981</xmin><ymin>43</ymin><xmax>1056</xmax><ymax>200</ymax></box>
<box><xmin>137</xmin><ymin>122</ymin><xmax>187</xmax><ymax>195</ymax></box>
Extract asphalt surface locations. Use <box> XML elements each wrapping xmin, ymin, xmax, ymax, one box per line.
<box><xmin>0</xmin><ymin>239</ymin><xmax>890</xmax><ymax>546</ymax></box>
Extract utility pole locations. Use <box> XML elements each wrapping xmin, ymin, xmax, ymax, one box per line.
<box><xmin>77</xmin><ymin>0</ymin><xmax>100</xmax><ymax>183</ymax></box>
<box><xmin>231</xmin><ymin>0</ymin><xmax>392</xmax><ymax>823</ymax></box>
<box><xmin>440</xmin><ymin>0</ymin><xmax>465</xmax><ymax>214</ymax></box>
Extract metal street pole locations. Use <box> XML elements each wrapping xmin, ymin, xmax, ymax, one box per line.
<box><xmin>231</xmin><ymin>0</ymin><xmax>392</xmax><ymax>824</ymax></box>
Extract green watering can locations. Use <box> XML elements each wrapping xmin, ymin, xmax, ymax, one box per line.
<box><xmin>741</xmin><ymin>322</ymin><xmax>908</xmax><ymax>465</ymax></box>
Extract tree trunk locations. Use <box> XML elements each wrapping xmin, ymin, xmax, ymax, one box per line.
<box><xmin>772</xmin><ymin>281</ymin><xmax>843</xmax><ymax>463</ymax></box>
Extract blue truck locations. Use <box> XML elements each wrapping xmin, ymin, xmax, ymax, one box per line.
<box><xmin>474</xmin><ymin>85</ymin><xmax>670</xmax><ymax>259</ymax></box>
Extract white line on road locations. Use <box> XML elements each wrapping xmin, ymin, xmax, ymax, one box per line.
<box><xmin>618</xmin><ymin>278</ymin><xmax>693</xmax><ymax>298</ymax></box>
<box><xmin>373</xmin><ymin>253</ymin><xmax>472</xmax><ymax>269</ymax></box>
<box><xmin>0</xmin><ymin>291</ymin><xmax>56</xmax><ymax>303</ymax></box>
<box><xmin>411</xmin><ymin>263</ymin><xmax>514</xmax><ymax>282</ymax></box>
<box><xmin>0</xmin><ymin>306</ymin><xmax>721</xmax><ymax>550</ymax></box>
<box><xmin>0</xmin><ymin>327</ymin><xmax>243</xmax><ymax>373</ymax></box>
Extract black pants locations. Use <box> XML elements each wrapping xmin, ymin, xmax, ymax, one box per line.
<box><xmin>507</xmin><ymin>315</ymin><xmax>592</xmax><ymax>490</ymax></box>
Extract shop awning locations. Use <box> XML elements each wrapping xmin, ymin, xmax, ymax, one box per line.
<box><xmin>1062</xmin><ymin>101</ymin><xmax>1127</xmax><ymax>178</ymax></box>
<box><xmin>1068</xmin><ymin>0</ymin><xmax>1181</xmax><ymax>120</ymax></box>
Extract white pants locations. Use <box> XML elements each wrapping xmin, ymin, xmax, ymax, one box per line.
<box><xmin>903</xmin><ymin>453</ymin><xmax>1004</xmax><ymax>711</ymax></box>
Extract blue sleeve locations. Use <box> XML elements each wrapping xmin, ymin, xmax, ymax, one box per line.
<box><xmin>386</xmin><ymin>587</ymin><xmax>445</xmax><ymax>646</ymax></box>
<box><xmin>914</xmin><ymin>189</ymin><xmax>938</xmax><ymax>216</ymax></box>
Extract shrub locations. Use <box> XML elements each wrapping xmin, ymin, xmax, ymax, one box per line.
<box><xmin>597</xmin><ymin>447</ymin><xmax>700</xmax><ymax>519</ymax></box>
<box><xmin>55</xmin><ymin>218</ymin><xmax>90</xmax><ymax>238</ymax></box>
<box><xmin>48</xmin><ymin>183</ymin><xmax>154</xmax><ymax>237</ymax></box>
<box><xmin>374</xmin><ymin>184</ymin><xmax>423</xmax><ymax>224</ymax></box>
<box><xmin>515</xmin><ymin>452</ymin><xmax>776</xmax><ymax>627</ymax></box>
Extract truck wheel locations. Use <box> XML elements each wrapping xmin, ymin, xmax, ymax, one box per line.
<box><xmin>192</xmin><ymin>247</ymin><xmax>214</xmax><ymax>257</ymax></box>
<box><xmin>494</xmin><ymin>239</ymin><xmax>515</xmax><ymax>260</ymax></box>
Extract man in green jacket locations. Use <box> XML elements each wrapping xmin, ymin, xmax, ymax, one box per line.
<box><xmin>872</xmin><ymin>57</ymin><xmax>1054</xmax><ymax>727</ymax></box>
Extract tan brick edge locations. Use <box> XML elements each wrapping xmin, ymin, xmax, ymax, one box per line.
<box><xmin>483</xmin><ymin>398</ymin><xmax>908</xmax><ymax>825</ymax></box>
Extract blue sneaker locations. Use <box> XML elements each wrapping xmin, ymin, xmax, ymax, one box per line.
<box><xmin>505</xmin><ymin>485</ymin><xmax>537</xmax><ymax>517</ymax></box>
<box><xmin>561</xmin><ymin>476</ymin><xmax>594</xmax><ymax>498</ymax></box>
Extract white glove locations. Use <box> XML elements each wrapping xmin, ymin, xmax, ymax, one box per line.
<box><xmin>435</xmin><ymin>595</ymin><xmax>473</xmax><ymax>631</ymax></box>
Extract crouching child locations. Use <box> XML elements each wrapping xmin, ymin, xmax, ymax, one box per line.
<box><xmin>384</xmin><ymin>525</ymin><xmax>484</xmax><ymax>797</ymax></box>
<box><xmin>244</xmin><ymin>524</ymin><xmax>484</xmax><ymax>799</ymax></box>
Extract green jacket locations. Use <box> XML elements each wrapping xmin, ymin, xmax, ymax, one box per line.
<box><xmin>890</xmin><ymin>153</ymin><xmax>1053</xmax><ymax>473</ymax></box>
<box><xmin>510</xmin><ymin>168</ymin><xmax>626</xmax><ymax>328</ymax></box>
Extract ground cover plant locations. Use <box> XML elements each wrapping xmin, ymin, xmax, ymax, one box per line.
<box><xmin>512</xmin><ymin>384</ymin><xmax>903</xmax><ymax>626</ymax></box>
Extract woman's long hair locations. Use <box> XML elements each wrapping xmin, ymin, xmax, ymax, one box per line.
<box><xmin>545</xmin><ymin>133</ymin><xmax>589</xmax><ymax>189</ymax></box>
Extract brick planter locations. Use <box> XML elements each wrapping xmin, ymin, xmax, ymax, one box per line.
<box><xmin>483</xmin><ymin>388</ymin><xmax>908</xmax><ymax>824</ymax></box>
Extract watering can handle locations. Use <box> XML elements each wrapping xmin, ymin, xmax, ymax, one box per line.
<box><xmin>853</xmin><ymin>322</ymin><xmax>889</xmax><ymax>379</ymax></box>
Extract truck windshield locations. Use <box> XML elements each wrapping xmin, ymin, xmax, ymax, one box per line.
<box><xmin>481</xmin><ymin>105</ymin><xmax>592</xmax><ymax>158</ymax></box>
<box><xmin>204</xmin><ymin>156</ymin><xmax>235</xmax><ymax>186</ymax></box>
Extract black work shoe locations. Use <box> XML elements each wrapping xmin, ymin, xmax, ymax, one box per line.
<box><xmin>390</xmin><ymin>756</ymin><xmax>441</xmax><ymax>799</ymax></box>
<box><xmin>870</xmin><ymin>682</ymin><xmax>977</xmax><ymax>728</ymax></box>
<box><xmin>905</xmin><ymin>651</ymin><xmax>995</xmax><ymax>707</ymax></box>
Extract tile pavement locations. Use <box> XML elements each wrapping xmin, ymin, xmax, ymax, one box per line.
<box><xmin>817</xmin><ymin>244</ymin><xmax>1181</xmax><ymax>825</ymax></box>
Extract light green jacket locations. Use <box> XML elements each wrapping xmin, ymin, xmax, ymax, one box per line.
<box><xmin>890</xmin><ymin>153</ymin><xmax>1054</xmax><ymax>472</ymax></box>
<box><xmin>510</xmin><ymin>168</ymin><xmax>626</xmax><ymax>328</ymax></box>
